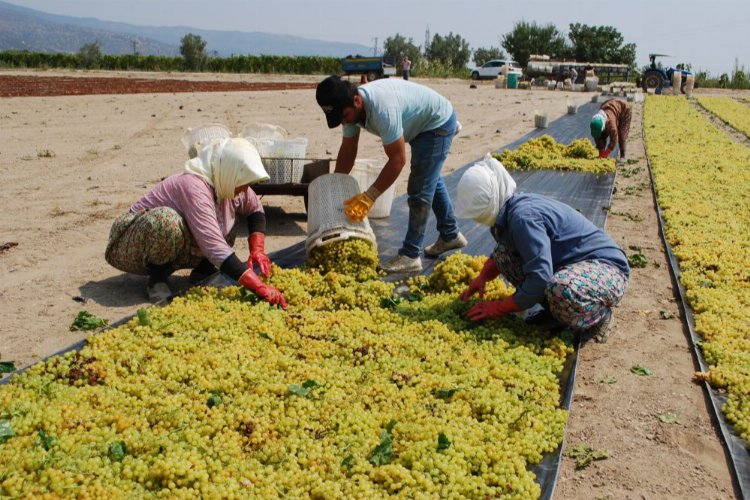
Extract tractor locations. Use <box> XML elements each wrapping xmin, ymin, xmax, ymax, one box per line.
<box><xmin>640</xmin><ymin>53</ymin><xmax>692</xmax><ymax>94</ymax></box>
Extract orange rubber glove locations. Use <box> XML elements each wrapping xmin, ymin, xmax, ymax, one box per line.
<box><xmin>238</xmin><ymin>269</ymin><xmax>287</xmax><ymax>310</ymax></box>
<box><xmin>344</xmin><ymin>191</ymin><xmax>376</xmax><ymax>222</ymax></box>
<box><xmin>467</xmin><ymin>296</ymin><xmax>522</xmax><ymax>322</ymax></box>
<box><xmin>248</xmin><ymin>232</ymin><xmax>272</xmax><ymax>278</ymax></box>
<box><xmin>599</xmin><ymin>147</ymin><xmax>613</xmax><ymax>159</ymax></box>
<box><xmin>460</xmin><ymin>258</ymin><xmax>501</xmax><ymax>302</ymax></box>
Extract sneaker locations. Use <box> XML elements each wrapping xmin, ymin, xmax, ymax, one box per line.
<box><xmin>424</xmin><ymin>232</ymin><xmax>468</xmax><ymax>258</ymax></box>
<box><xmin>381</xmin><ymin>254</ymin><xmax>422</xmax><ymax>273</ymax></box>
<box><xmin>146</xmin><ymin>282</ymin><xmax>172</xmax><ymax>303</ymax></box>
<box><xmin>589</xmin><ymin>310</ymin><xmax>615</xmax><ymax>343</ymax></box>
<box><xmin>189</xmin><ymin>259</ymin><xmax>218</xmax><ymax>284</ymax></box>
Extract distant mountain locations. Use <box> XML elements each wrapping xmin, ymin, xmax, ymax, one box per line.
<box><xmin>0</xmin><ymin>1</ymin><xmax>178</xmax><ymax>55</ymax></box>
<box><xmin>0</xmin><ymin>1</ymin><xmax>371</xmax><ymax>57</ymax></box>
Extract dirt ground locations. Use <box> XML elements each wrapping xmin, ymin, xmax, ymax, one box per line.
<box><xmin>0</xmin><ymin>69</ymin><xmax>743</xmax><ymax>499</ymax></box>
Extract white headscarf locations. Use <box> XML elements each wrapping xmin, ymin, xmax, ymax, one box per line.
<box><xmin>455</xmin><ymin>153</ymin><xmax>517</xmax><ymax>226</ymax></box>
<box><xmin>184</xmin><ymin>137</ymin><xmax>269</xmax><ymax>200</ymax></box>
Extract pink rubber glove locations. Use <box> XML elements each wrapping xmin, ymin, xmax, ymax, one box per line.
<box><xmin>467</xmin><ymin>296</ymin><xmax>522</xmax><ymax>322</ymax></box>
<box><xmin>238</xmin><ymin>269</ymin><xmax>287</xmax><ymax>310</ymax></box>
<box><xmin>248</xmin><ymin>232</ymin><xmax>272</xmax><ymax>278</ymax></box>
<box><xmin>460</xmin><ymin>258</ymin><xmax>501</xmax><ymax>301</ymax></box>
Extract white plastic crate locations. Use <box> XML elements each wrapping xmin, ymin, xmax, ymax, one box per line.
<box><xmin>250</xmin><ymin>136</ymin><xmax>308</xmax><ymax>184</ymax></box>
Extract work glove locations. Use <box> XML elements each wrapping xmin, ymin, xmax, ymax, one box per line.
<box><xmin>238</xmin><ymin>268</ymin><xmax>287</xmax><ymax>310</ymax></box>
<box><xmin>467</xmin><ymin>296</ymin><xmax>522</xmax><ymax>322</ymax></box>
<box><xmin>344</xmin><ymin>190</ymin><xmax>376</xmax><ymax>222</ymax></box>
<box><xmin>460</xmin><ymin>258</ymin><xmax>501</xmax><ymax>301</ymax></box>
<box><xmin>248</xmin><ymin>232</ymin><xmax>272</xmax><ymax>278</ymax></box>
<box><xmin>344</xmin><ymin>186</ymin><xmax>381</xmax><ymax>222</ymax></box>
<box><xmin>599</xmin><ymin>147</ymin><xmax>613</xmax><ymax>159</ymax></box>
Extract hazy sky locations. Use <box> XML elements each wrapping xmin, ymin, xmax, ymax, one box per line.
<box><xmin>8</xmin><ymin>0</ymin><xmax>749</xmax><ymax>75</ymax></box>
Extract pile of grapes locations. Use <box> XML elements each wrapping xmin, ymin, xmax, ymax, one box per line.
<box><xmin>494</xmin><ymin>135</ymin><xmax>615</xmax><ymax>173</ymax></box>
<box><xmin>645</xmin><ymin>96</ymin><xmax>750</xmax><ymax>444</ymax></box>
<box><xmin>0</xmin><ymin>247</ymin><xmax>572</xmax><ymax>498</ymax></box>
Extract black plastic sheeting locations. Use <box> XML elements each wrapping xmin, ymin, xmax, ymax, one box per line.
<box><xmin>643</xmin><ymin>130</ymin><xmax>749</xmax><ymax>498</ymax></box>
<box><xmin>270</xmin><ymin>100</ymin><xmax>615</xmax><ymax>274</ymax></box>
<box><xmin>1</xmin><ymin>101</ymin><xmax>616</xmax><ymax>499</ymax></box>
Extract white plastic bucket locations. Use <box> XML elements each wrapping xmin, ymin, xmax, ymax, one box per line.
<box><xmin>495</xmin><ymin>75</ymin><xmax>506</xmax><ymax>88</ymax></box>
<box><xmin>672</xmin><ymin>71</ymin><xmax>682</xmax><ymax>96</ymax></box>
<box><xmin>567</xmin><ymin>102</ymin><xmax>578</xmax><ymax>115</ymax></box>
<box><xmin>349</xmin><ymin>159</ymin><xmax>396</xmax><ymax>218</ymax></box>
<box><xmin>181</xmin><ymin>124</ymin><xmax>232</xmax><ymax>157</ymax></box>
<box><xmin>305</xmin><ymin>173</ymin><xmax>376</xmax><ymax>255</ymax></box>
<box><xmin>685</xmin><ymin>74</ymin><xmax>695</xmax><ymax>97</ymax></box>
<box><xmin>534</xmin><ymin>111</ymin><xmax>549</xmax><ymax>128</ymax></box>
<box><xmin>241</xmin><ymin>123</ymin><xmax>288</xmax><ymax>142</ymax></box>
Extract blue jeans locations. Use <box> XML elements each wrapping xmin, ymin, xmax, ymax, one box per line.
<box><xmin>401</xmin><ymin>112</ymin><xmax>460</xmax><ymax>258</ymax></box>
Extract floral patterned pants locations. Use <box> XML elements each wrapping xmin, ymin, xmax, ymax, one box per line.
<box><xmin>105</xmin><ymin>207</ymin><xmax>202</xmax><ymax>276</ymax></box>
<box><xmin>493</xmin><ymin>244</ymin><xmax>628</xmax><ymax>330</ymax></box>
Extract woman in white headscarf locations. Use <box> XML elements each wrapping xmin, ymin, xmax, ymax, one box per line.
<box><xmin>106</xmin><ymin>138</ymin><xmax>287</xmax><ymax>308</ymax></box>
<box><xmin>456</xmin><ymin>154</ymin><xmax>629</xmax><ymax>342</ymax></box>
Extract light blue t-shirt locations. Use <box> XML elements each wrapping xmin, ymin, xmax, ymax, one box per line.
<box><xmin>342</xmin><ymin>79</ymin><xmax>453</xmax><ymax>145</ymax></box>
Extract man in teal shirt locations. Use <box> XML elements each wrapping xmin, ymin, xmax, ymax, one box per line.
<box><xmin>315</xmin><ymin>75</ymin><xmax>467</xmax><ymax>273</ymax></box>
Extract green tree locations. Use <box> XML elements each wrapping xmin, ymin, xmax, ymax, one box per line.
<box><xmin>425</xmin><ymin>32</ymin><xmax>470</xmax><ymax>70</ymax></box>
<box><xmin>731</xmin><ymin>69</ymin><xmax>748</xmax><ymax>89</ymax></box>
<box><xmin>383</xmin><ymin>34</ymin><xmax>423</xmax><ymax>75</ymax></box>
<box><xmin>472</xmin><ymin>46</ymin><xmax>506</xmax><ymax>66</ymax></box>
<box><xmin>502</xmin><ymin>21</ymin><xmax>568</xmax><ymax>68</ymax></box>
<box><xmin>180</xmin><ymin>33</ymin><xmax>208</xmax><ymax>72</ymax></box>
<box><xmin>78</xmin><ymin>41</ymin><xmax>102</xmax><ymax>69</ymax></box>
<box><xmin>567</xmin><ymin>23</ymin><xmax>636</xmax><ymax>66</ymax></box>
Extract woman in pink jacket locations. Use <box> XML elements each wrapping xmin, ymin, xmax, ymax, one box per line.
<box><xmin>105</xmin><ymin>138</ymin><xmax>286</xmax><ymax>308</ymax></box>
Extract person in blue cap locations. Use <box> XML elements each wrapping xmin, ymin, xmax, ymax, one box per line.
<box><xmin>591</xmin><ymin>98</ymin><xmax>632</xmax><ymax>161</ymax></box>
<box><xmin>315</xmin><ymin>75</ymin><xmax>467</xmax><ymax>273</ymax></box>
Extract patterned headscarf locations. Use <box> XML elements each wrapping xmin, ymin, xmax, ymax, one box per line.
<box><xmin>185</xmin><ymin>138</ymin><xmax>269</xmax><ymax>200</ymax></box>
<box><xmin>456</xmin><ymin>153</ymin><xmax>517</xmax><ymax>226</ymax></box>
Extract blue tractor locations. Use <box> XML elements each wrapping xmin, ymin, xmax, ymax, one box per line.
<box><xmin>641</xmin><ymin>53</ymin><xmax>692</xmax><ymax>94</ymax></box>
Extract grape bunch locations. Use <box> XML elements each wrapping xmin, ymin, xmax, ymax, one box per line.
<box><xmin>0</xmin><ymin>252</ymin><xmax>572</xmax><ymax>498</ymax></box>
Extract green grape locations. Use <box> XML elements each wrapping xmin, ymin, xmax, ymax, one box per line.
<box><xmin>0</xmin><ymin>242</ymin><xmax>573</xmax><ymax>498</ymax></box>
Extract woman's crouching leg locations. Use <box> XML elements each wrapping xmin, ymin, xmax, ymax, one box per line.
<box><xmin>105</xmin><ymin>207</ymin><xmax>195</xmax><ymax>276</ymax></box>
<box><xmin>545</xmin><ymin>260</ymin><xmax>629</xmax><ymax>332</ymax></box>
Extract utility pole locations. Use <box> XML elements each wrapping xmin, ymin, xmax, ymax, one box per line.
<box><xmin>424</xmin><ymin>25</ymin><xmax>430</xmax><ymax>54</ymax></box>
<box><xmin>372</xmin><ymin>37</ymin><xmax>378</xmax><ymax>56</ymax></box>
<box><xmin>131</xmin><ymin>39</ymin><xmax>139</xmax><ymax>56</ymax></box>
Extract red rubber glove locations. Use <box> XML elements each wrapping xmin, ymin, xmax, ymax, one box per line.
<box><xmin>344</xmin><ymin>192</ymin><xmax>375</xmax><ymax>222</ymax></box>
<box><xmin>467</xmin><ymin>296</ymin><xmax>522</xmax><ymax>322</ymax></box>
<box><xmin>248</xmin><ymin>232</ymin><xmax>272</xmax><ymax>278</ymax></box>
<box><xmin>460</xmin><ymin>258</ymin><xmax>501</xmax><ymax>301</ymax></box>
<box><xmin>238</xmin><ymin>269</ymin><xmax>287</xmax><ymax>310</ymax></box>
<box><xmin>599</xmin><ymin>147</ymin><xmax>613</xmax><ymax>159</ymax></box>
